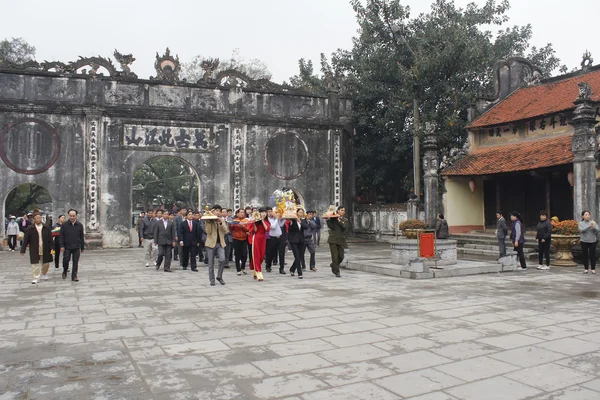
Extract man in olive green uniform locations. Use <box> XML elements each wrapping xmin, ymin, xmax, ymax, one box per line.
<box><xmin>327</xmin><ymin>206</ymin><xmax>348</xmax><ymax>278</ymax></box>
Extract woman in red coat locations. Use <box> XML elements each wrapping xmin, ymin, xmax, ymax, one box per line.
<box><xmin>250</xmin><ymin>207</ymin><xmax>270</xmax><ymax>282</ymax></box>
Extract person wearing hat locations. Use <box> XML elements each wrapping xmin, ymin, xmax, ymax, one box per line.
<box><xmin>19</xmin><ymin>213</ymin><xmax>32</xmax><ymax>246</ymax></box>
<box><xmin>20</xmin><ymin>211</ymin><xmax>54</xmax><ymax>284</ymax></box>
<box><xmin>204</xmin><ymin>205</ymin><xmax>229</xmax><ymax>286</ymax></box>
<box><xmin>6</xmin><ymin>216</ymin><xmax>19</xmax><ymax>251</ymax></box>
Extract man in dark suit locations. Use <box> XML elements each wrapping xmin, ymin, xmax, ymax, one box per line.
<box><xmin>287</xmin><ymin>208</ymin><xmax>308</xmax><ymax>279</ymax></box>
<box><xmin>178</xmin><ymin>210</ymin><xmax>201</xmax><ymax>271</ymax></box>
<box><xmin>152</xmin><ymin>209</ymin><xmax>177</xmax><ymax>272</ymax></box>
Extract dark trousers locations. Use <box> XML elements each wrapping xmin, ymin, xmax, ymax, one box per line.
<box><xmin>581</xmin><ymin>241</ymin><xmax>597</xmax><ymax>270</ymax></box>
<box><xmin>248</xmin><ymin>243</ymin><xmax>253</xmax><ymax>267</ymax></box>
<box><xmin>233</xmin><ymin>239</ymin><xmax>248</xmax><ymax>272</ymax></box>
<box><xmin>198</xmin><ymin>241</ymin><xmax>205</xmax><ymax>261</ymax></box>
<box><xmin>498</xmin><ymin>238</ymin><xmax>506</xmax><ymax>258</ymax></box>
<box><xmin>173</xmin><ymin>241</ymin><xmax>180</xmax><ymax>261</ymax></box>
<box><xmin>8</xmin><ymin>235</ymin><xmax>17</xmax><ymax>250</ymax></box>
<box><xmin>514</xmin><ymin>243</ymin><xmax>527</xmax><ymax>269</ymax></box>
<box><xmin>53</xmin><ymin>238</ymin><xmax>61</xmax><ymax>268</ymax></box>
<box><xmin>181</xmin><ymin>245</ymin><xmax>197</xmax><ymax>270</ymax></box>
<box><xmin>329</xmin><ymin>243</ymin><xmax>345</xmax><ymax>274</ymax></box>
<box><xmin>63</xmin><ymin>248</ymin><xmax>81</xmax><ymax>278</ymax></box>
<box><xmin>265</xmin><ymin>236</ymin><xmax>280</xmax><ymax>271</ymax></box>
<box><xmin>299</xmin><ymin>239</ymin><xmax>307</xmax><ymax>270</ymax></box>
<box><xmin>305</xmin><ymin>238</ymin><xmax>316</xmax><ymax>268</ymax></box>
<box><xmin>277</xmin><ymin>235</ymin><xmax>287</xmax><ymax>271</ymax></box>
<box><xmin>289</xmin><ymin>242</ymin><xmax>303</xmax><ymax>276</ymax></box>
<box><xmin>156</xmin><ymin>244</ymin><xmax>172</xmax><ymax>271</ymax></box>
<box><xmin>538</xmin><ymin>239</ymin><xmax>551</xmax><ymax>266</ymax></box>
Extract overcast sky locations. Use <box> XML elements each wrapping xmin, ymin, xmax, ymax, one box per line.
<box><xmin>1</xmin><ymin>0</ymin><xmax>598</xmax><ymax>82</ymax></box>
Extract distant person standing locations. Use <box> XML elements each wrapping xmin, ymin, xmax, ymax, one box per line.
<box><xmin>178</xmin><ymin>210</ymin><xmax>200</xmax><ymax>271</ymax></box>
<box><xmin>19</xmin><ymin>213</ymin><xmax>32</xmax><ymax>246</ymax></box>
<box><xmin>304</xmin><ymin>211</ymin><xmax>318</xmax><ymax>271</ymax></box>
<box><xmin>20</xmin><ymin>212</ymin><xmax>54</xmax><ymax>284</ymax></box>
<box><xmin>435</xmin><ymin>214</ymin><xmax>449</xmax><ymax>239</ymax></box>
<box><xmin>536</xmin><ymin>210</ymin><xmax>552</xmax><ymax>270</ymax></box>
<box><xmin>6</xmin><ymin>216</ymin><xmax>19</xmax><ymax>251</ymax></box>
<box><xmin>312</xmin><ymin>213</ymin><xmax>322</xmax><ymax>247</ymax></box>
<box><xmin>510</xmin><ymin>211</ymin><xmax>526</xmax><ymax>271</ymax></box>
<box><xmin>579</xmin><ymin>210</ymin><xmax>600</xmax><ymax>274</ymax></box>
<box><xmin>59</xmin><ymin>209</ymin><xmax>85</xmax><ymax>282</ymax></box>
<box><xmin>496</xmin><ymin>211</ymin><xmax>508</xmax><ymax>259</ymax></box>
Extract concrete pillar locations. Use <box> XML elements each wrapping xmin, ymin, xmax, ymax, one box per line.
<box><xmin>83</xmin><ymin>108</ymin><xmax>103</xmax><ymax>249</ymax></box>
<box><xmin>422</xmin><ymin>122</ymin><xmax>439</xmax><ymax>226</ymax></box>
<box><xmin>570</xmin><ymin>82</ymin><xmax>598</xmax><ymax>220</ymax></box>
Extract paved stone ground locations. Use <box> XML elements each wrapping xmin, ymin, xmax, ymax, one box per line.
<box><xmin>1</xmin><ymin>244</ymin><xmax>600</xmax><ymax>399</ymax></box>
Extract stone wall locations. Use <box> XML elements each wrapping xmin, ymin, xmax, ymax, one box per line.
<box><xmin>0</xmin><ymin>70</ymin><xmax>353</xmax><ymax>248</ymax></box>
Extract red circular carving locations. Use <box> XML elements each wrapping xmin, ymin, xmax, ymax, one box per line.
<box><xmin>0</xmin><ymin>118</ymin><xmax>60</xmax><ymax>175</ymax></box>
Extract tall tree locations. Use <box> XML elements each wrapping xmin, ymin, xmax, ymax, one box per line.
<box><xmin>290</xmin><ymin>0</ymin><xmax>565</xmax><ymax>202</ymax></box>
<box><xmin>0</xmin><ymin>37</ymin><xmax>36</xmax><ymax>63</ymax></box>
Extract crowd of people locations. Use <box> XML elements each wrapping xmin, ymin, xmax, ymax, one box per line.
<box><xmin>494</xmin><ymin>209</ymin><xmax>599</xmax><ymax>273</ymax></box>
<box><xmin>135</xmin><ymin>204</ymin><xmax>348</xmax><ymax>286</ymax></box>
<box><xmin>9</xmin><ymin>209</ymin><xmax>85</xmax><ymax>284</ymax></box>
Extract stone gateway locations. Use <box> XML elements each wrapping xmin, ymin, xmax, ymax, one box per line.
<box><xmin>0</xmin><ymin>49</ymin><xmax>354</xmax><ymax>248</ymax></box>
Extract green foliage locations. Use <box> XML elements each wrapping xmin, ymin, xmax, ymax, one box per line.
<box><xmin>289</xmin><ymin>0</ymin><xmax>565</xmax><ymax>202</ymax></box>
<box><xmin>0</xmin><ymin>37</ymin><xmax>36</xmax><ymax>63</ymax></box>
<box><xmin>5</xmin><ymin>184</ymin><xmax>51</xmax><ymax>217</ymax></box>
<box><xmin>132</xmin><ymin>157</ymin><xmax>199</xmax><ymax>211</ymax></box>
<box><xmin>181</xmin><ymin>48</ymin><xmax>272</xmax><ymax>82</ymax></box>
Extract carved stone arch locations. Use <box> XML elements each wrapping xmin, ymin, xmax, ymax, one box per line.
<box><xmin>216</xmin><ymin>69</ymin><xmax>252</xmax><ymax>88</ymax></box>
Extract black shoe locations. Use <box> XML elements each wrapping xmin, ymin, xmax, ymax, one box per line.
<box><xmin>182</xmin><ymin>267</ymin><xmax>187</xmax><ymax>270</ymax></box>
<box><xmin>279</xmin><ymin>270</ymin><xmax>286</xmax><ymax>275</ymax></box>
<box><xmin>266</xmin><ymin>268</ymin><xmax>271</xmax><ymax>273</ymax></box>
<box><xmin>62</xmin><ymin>272</ymin><xmax>67</xmax><ymax>279</ymax></box>
<box><xmin>290</xmin><ymin>272</ymin><xmax>295</xmax><ymax>277</ymax></box>
<box><xmin>204</xmin><ymin>260</ymin><xmax>208</xmax><ymax>264</ymax></box>
<box><xmin>191</xmin><ymin>268</ymin><xmax>198</xmax><ymax>272</ymax></box>
<box><xmin>72</xmin><ymin>276</ymin><xmax>79</xmax><ymax>282</ymax></box>
<box><xmin>210</xmin><ymin>281</ymin><xmax>216</xmax><ymax>286</ymax></box>
<box><xmin>224</xmin><ymin>265</ymin><xmax>230</xmax><ymax>269</ymax></box>
<box><xmin>164</xmin><ymin>269</ymin><xmax>172</xmax><ymax>272</ymax></box>
<box><xmin>216</xmin><ymin>277</ymin><xmax>225</xmax><ymax>285</ymax></box>
<box><xmin>156</xmin><ymin>264</ymin><xmax>160</xmax><ymax>270</ymax></box>
<box><xmin>335</xmin><ymin>273</ymin><xmax>341</xmax><ymax>277</ymax></box>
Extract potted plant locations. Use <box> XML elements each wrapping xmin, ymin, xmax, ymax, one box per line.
<box><xmin>551</xmin><ymin>218</ymin><xmax>580</xmax><ymax>267</ymax></box>
<box><xmin>399</xmin><ymin>219</ymin><xmax>426</xmax><ymax>239</ymax></box>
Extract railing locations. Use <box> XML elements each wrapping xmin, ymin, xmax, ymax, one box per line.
<box><xmin>353</xmin><ymin>203</ymin><xmax>425</xmax><ymax>241</ymax></box>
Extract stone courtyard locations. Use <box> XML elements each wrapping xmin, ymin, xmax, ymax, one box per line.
<box><xmin>1</xmin><ymin>245</ymin><xmax>600</xmax><ymax>399</ymax></box>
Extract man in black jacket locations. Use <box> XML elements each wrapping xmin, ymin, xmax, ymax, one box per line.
<box><xmin>287</xmin><ymin>208</ymin><xmax>308</xmax><ymax>279</ymax></box>
<box><xmin>178</xmin><ymin>210</ymin><xmax>201</xmax><ymax>271</ymax></box>
<box><xmin>141</xmin><ymin>210</ymin><xmax>156</xmax><ymax>267</ymax></box>
<box><xmin>59</xmin><ymin>209</ymin><xmax>85</xmax><ymax>282</ymax></box>
<box><xmin>536</xmin><ymin>210</ymin><xmax>552</xmax><ymax>270</ymax></box>
<box><xmin>153</xmin><ymin>210</ymin><xmax>176</xmax><ymax>272</ymax></box>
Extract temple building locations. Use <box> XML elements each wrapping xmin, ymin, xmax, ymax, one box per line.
<box><xmin>442</xmin><ymin>55</ymin><xmax>600</xmax><ymax>232</ymax></box>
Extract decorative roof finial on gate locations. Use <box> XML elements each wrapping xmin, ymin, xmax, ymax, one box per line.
<box><xmin>581</xmin><ymin>50</ymin><xmax>593</xmax><ymax>72</ymax></box>
<box><xmin>152</xmin><ymin>48</ymin><xmax>181</xmax><ymax>83</ymax></box>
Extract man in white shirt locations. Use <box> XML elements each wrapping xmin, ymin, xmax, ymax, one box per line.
<box><xmin>265</xmin><ymin>208</ymin><xmax>283</xmax><ymax>273</ymax></box>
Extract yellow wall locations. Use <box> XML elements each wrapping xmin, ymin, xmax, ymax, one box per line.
<box><xmin>443</xmin><ymin>176</ymin><xmax>485</xmax><ymax>231</ymax></box>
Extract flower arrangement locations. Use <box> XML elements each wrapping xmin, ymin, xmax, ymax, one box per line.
<box><xmin>398</xmin><ymin>219</ymin><xmax>426</xmax><ymax>230</ymax></box>
<box><xmin>551</xmin><ymin>218</ymin><xmax>579</xmax><ymax>236</ymax></box>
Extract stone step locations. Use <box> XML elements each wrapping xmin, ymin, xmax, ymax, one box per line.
<box><xmin>458</xmin><ymin>247</ymin><xmax>537</xmax><ymax>260</ymax></box>
<box><xmin>454</xmin><ymin>238</ymin><xmax>538</xmax><ymax>250</ymax></box>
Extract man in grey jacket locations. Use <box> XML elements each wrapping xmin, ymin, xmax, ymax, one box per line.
<box><xmin>303</xmin><ymin>211</ymin><xmax>318</xmax><ymax>271</ymax></box>
<box><xmin>496</xmin><ymin>211</ymin><xmax>508</xmax><ymax>258</ymax></box>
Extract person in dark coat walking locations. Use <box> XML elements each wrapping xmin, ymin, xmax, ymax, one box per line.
<box><xmin>287</xmin><ymin>208</ymin><xmax>308</xmax><ymax>279</ymax></box>
<box><xmin>510</xmin><ymin>211</ymin><xmax>527</xmax><ymax>270</ymax></box>
<box><xmin>153</xmin><ymin>209</ymin><xmax>177</xmax><ymax>272</ymax></box>
<box><xmin>20</xmin><ymin>212</ymin><xmax>54</xmax><ymax>284</ymax></box>
<box><xmin>536</xmin><ymin>210</ymin><xmax>552</xmax><ymax>270</ymax></box>
<box><xmin>327</xmin><ymin>206</ymin><xmax>348</xmax><ymax>278</ymax></box>
<box><xmin>59</xmin><ymin>209</ymin><xmax>85</xmax><ymax>282</ymax></box>
<box><xmin>178</xmin><ymin>210</ymin><xmax>201</xmax><ymax>271</ymax></box>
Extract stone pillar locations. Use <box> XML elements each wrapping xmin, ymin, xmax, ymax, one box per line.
<box><xmin>422</xmin><ymin>122</ymin><xmax>439</xmax><ymax>226</ymax></box>
<box><xmin>570</xmin><ymin>82</ymin><xmax>598</xmax><ymax>220</ymax></box>
<box><xmin>407</xmin><ymin>198</ymin><xmax>419</xmax><ymax>220</ymax></box>
<box><xmin>83</xmin><ymin>108</ymin><xmax>103</xmax><ymax>249</ymax></box>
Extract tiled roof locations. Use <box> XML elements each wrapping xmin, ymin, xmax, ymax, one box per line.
<box><xmin>469</xmin><ymin>68</ymin><xmax>600</xmax><ymax>128</ymax></box>
<box><xmin>442</xmin><ymin>134</ymin><xmax>573</xmax><ymax>176</ymax></box>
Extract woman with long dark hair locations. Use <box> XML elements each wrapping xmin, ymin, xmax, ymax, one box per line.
<box><xmin>249</xmin><ymin>207</ymin><xmax>270</xmax><ymax>282</ymax></box>
<box><xmin>510</xmin><ymin>211</ymin><xmax>527</xmax><ymax>270</ymax></box>
<box><xmin>578</xmin><ymin>210</ymin><xmax>599</xmax><ymax>274</ymax></box>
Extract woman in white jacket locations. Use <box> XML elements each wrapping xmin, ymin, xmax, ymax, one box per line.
<box><xmin>6</xmin><ymin>216</ymin><xmax>19</xmax><ymax>251</ymax></box>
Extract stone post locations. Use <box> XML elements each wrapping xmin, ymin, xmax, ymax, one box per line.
<box><xmin>83</xmin><ymin>108</ymin><xmax>103</xmax><ymax>249</ymax></box>
<box><xmin>422</xmin><ymin>122</ymin><xmax>439</xmax><ymax>227</ymax></box>
<box><xmin>570</xmin><ymin>82</ymin><xmax>598</xmax><ymax>220</ymax></box>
